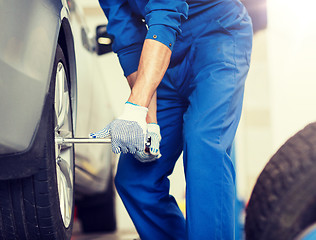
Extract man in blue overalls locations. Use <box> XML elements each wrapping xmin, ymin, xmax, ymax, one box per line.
<box><xmin>91</xmin><ymin>0</ymin><xmax>252</xmax><ymax>239</ymax></box>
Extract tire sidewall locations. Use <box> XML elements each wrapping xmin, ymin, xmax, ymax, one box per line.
<box><xmin>41</xmin><ymin>44</ymin><xmax>74</xmax><ymax>239</ymax></box>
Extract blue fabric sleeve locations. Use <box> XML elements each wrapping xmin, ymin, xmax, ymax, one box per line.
<box><xmin>145</xmin><ymin>0</ymin><xmax>189</xmax><ymax>51</ymax></box>
<box><xmin>99</xmin><ymin>0</ymin><xmax>189</xmax><ymax>76</ymax></box>
<box><xmin>99</xmin><ymin>0</ymin><xmax>147</xmax><ymax>77</ymax></box>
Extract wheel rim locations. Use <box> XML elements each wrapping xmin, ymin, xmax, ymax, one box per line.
<box><xmin>54</xmin><ymin>62</ymin><xmax>74</xmax><ymax>228</ymax></box>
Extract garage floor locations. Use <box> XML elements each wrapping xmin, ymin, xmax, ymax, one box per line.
<box><xmin>71</xmin><ymin>220</ymin><xmax>140</xmax><ymax>240</ymax></box>
<box><xmin>71</xmin><ymin>232</ymin><xmax>139</xmax><ymax>240</ymax></box>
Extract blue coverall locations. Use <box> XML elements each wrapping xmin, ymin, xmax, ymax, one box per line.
<box><xmin>99</xmin><ymin>0</ymin><xmax>253</xmax><ymax>239</ymax></box>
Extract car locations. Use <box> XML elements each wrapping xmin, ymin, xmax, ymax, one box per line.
<box><xmin>0</xmin><ymin>0</ymin><xmax>115</xmax><ymax>239</ymax></box>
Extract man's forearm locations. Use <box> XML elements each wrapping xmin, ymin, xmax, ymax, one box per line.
<box><xmin>128</xmin><ymin>39</ymin><xmax>171</xmax><ymax>107</ymax></box>
<box><xmin>127</xmin><ymin>71</ymin><xmax>157</xmax><ymax>124</ymax></box>
<box><xmin>126</xmin><ymin>71</ymin><xmax>138</xmax><ymax>88</ymax></box>
<box><xmin>146</xmin><ymin>92</ymin><xmax>157</xmax><ymax>123</ymax></box>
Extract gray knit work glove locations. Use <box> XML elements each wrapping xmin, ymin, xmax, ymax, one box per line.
<box><xmin>90</xmin><ymin>102</ymin><xmax>148</xmax><ymax>154</ymax></box>
<box><xmin>134</xmin><ymin>123</ymin><xmax>162</xmax><ymax>163</ymax></box>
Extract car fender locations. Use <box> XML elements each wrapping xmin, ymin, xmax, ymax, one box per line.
<box><xmin>0</xmin><ymin>0</ymin><xmax>77</xmax><ymax>179</ymax></box>
<box><xmin>0</xmin><ymin>0</ymin><xmax>67</xmax><ymax>155</ymax></box>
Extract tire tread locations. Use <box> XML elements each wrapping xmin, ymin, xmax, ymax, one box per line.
<box><xmin>245</xmin><ymin>122</ymin><xmax>316</xmax><ymax>240</ymax></box>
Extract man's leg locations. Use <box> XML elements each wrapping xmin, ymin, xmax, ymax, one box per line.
<box><xmin>182</xmin><ymin>4</ymin><xmax>252</xmax><ymax>239</ymax></box>
<box><xmin>115</xmin><ymin>73</ymin><xmax>187</xmax><ymax>240</ymax></box>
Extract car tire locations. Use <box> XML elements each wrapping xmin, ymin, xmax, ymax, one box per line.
<box><xmin>0</xmin><ymin>44</ymin><xmax>74</xmax><ymax>239</ymax></box>
<box><xmin>76</xmin><ymin>172</ymin><xmax>116</xmax><ymax>233</ymax></box>
<box><xmin>245</xmin><ymin>122</ymin><xmax>316</xmax><ymax>240</ymax></box>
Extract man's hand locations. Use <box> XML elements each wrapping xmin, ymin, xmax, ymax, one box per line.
<box><xmin>134</xmin><ymin>123</ymin><xmax>162</xmax><ymax>162</ymax></box>
<box><xmin>90</xmin><ymin>102</ymin><xmax>148</xmax><ymax>154</ymax></box>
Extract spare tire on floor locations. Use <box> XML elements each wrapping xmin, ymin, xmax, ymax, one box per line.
<box><xmin>245</xmin><ymin>122</ymin><xmax>316</xmax><ymax>240</ymax></box>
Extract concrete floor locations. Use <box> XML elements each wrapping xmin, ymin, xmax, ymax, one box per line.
<box><xmin>71</xmin><ymin>221</ymin><xmax>140</xmax><ymax>240</ymax></box>
<box><xmin>71</xmin><ymin>232</ymin><xmax>139</xmax><ymax>240</ymax></box>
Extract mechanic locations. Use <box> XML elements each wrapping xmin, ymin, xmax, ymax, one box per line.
<box><xmin>90</xmin><ymin>0</ymin><xmax>253</xmax><ymax>239</ymax></box>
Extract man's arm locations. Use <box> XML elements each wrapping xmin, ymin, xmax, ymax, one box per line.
<box><xmin>127</xmin><ymin>39</ymin><xmax>171</xmax><ymax>108</ymax></box>
<box><xmin>126</xmin><ymin>66</ymin><xmax>161</xmax><ymax>160</ymax></box>
<box><xmin>93</xmin><ymin>0</ymin><xmax>187</xmax><ymax>157</ymax></box>
<box><xmin>127</xmin><ymin>71</ymin><xmax>158</xmax><ymax>124</ymax></box>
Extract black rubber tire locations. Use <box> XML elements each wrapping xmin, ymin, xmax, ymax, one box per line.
<box><xmin>245</xmin><ymin>122</ymin><xmax>316</xmax><ymax>240</ymax></box>
<box><xmin>76</xmin><ymin>173</ymin><xmax>116</xmax><ymax>233</ymax></box>
<box><xmin>0</xmin><ymin>45</ymin><xmax>74</xmax><ymax>240</ymax></box>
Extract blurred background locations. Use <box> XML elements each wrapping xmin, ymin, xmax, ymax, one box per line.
<box><xmin>74</xmin><ymin>0</ymin><xmax>316</xmax><ymax>237</ymax></box>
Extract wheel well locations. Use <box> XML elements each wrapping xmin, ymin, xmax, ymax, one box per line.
<box><xmin>58</xmin><ymin>21</ymin><xmax>70</xmax><ymax>73</ymax></box>
<box><xmin>57</xmin><ymin>18</ymin><xmax>77</xmax><ymax>132</ymax></box>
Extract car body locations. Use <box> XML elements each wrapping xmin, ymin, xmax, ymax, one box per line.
<box><xmin>0</xmin><ymin>0</ymin><xmax>71</xmax><ymax>156</ymax></box>
<box><xmin>0</xmin><ymin>0</ymin><xmax>115</xmax><ymax>238</ymax></box>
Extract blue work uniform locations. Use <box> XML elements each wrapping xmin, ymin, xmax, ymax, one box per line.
<box><xmin>99</xmin><ymin>0</ymin><xmax>253</xmax><ymax>239</ymax></box>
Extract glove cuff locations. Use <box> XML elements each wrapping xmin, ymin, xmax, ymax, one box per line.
<box><xmin>118</xmin><ymin>102</ymin><xmax>148</xmax><ymax>136</ymax></box>
<box><xmin>148</xmin><ymin>123</ymin><xmax>160</xmax><ymax>133</ymax></box>
<box><xmin>119</xmin><ymin>102</ymin><xmax>148</xmax><ymax>122</ymax></box>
